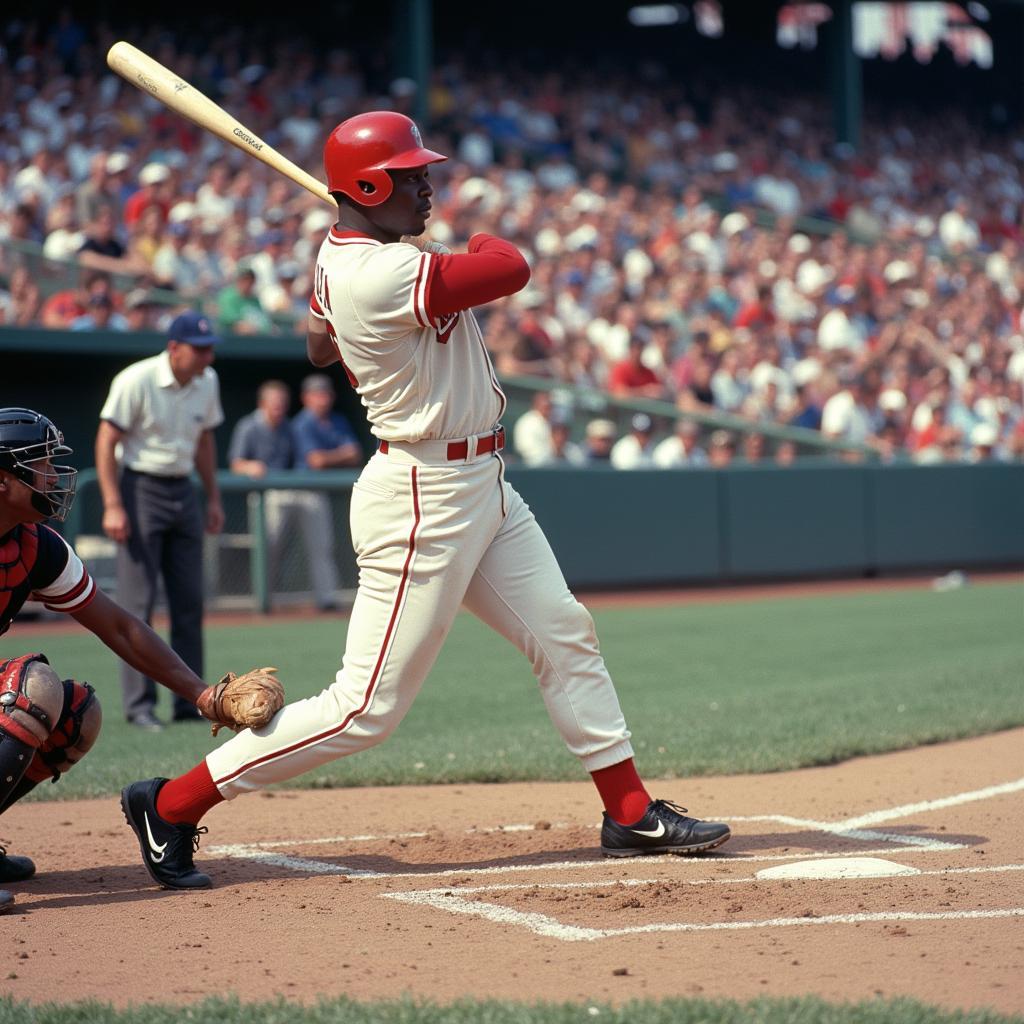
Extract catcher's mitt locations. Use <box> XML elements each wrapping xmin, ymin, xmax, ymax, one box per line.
<box><xmin>197</xmin><ymin>667</ymin><xmax>284</xmax><ymax>736</ymax></box>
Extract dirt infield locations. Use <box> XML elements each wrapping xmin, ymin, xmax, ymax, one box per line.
<box><xmin>2</xmin><ymin>727</ymin><xmax>1022</xmax><ymax>1013</ymax></box>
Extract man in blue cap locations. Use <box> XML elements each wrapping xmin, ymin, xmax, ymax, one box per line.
<box><xmin>95</xmin><ymin>311</ymin><xmax>225</xmax><ymax>730</ymax></box>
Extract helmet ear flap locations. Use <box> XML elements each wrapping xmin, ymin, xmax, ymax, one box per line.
<box><xmin>351</xmin><ymin>168</ymin><xmax>393</xmax><ymax>207</ymax></box>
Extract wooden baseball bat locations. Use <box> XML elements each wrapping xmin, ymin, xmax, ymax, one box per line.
<box><xmin>106</xmin><ymin>41</ymin><xmax>334</xmax><ymax>206</ymax></box>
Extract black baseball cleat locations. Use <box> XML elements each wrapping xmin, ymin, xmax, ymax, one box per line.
<box><xmin>121</xmin><ymin>778</ymin><xmax>211</xmax><ymax>889</ymax></box>
<box><xmin>0</xmin><ymin>890</ymin><xmax>13</xmax><ymax>914</ymax></box>
<box><xmin>0</xmin><ymin>846</ymin><xmax>36</xmax><ymax>883</ymax></box>
<box><xmin>601</xmin><ymin>799</ymin><xmax>731</xmax><ymax>857</ymax></box>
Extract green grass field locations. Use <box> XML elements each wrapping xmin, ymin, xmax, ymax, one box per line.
<box><xmin>10</xmin><ymin>579</ymin><xmax>1023</xmax><ymax>801</ymax></box>
<box><xmin>0</xmin><ymin>996</ymin><xmax>1022</xmax><ymax>1024</ymax></box>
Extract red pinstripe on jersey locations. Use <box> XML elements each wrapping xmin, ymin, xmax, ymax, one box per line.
<box><xmin>412</xmin><ymin>252</ymin><xmax>430</xmax><ymax>328</ymax></box>
<box><xmin>212</xmin><ymin>466</ymin><xmax>422</xmax><ymax>788</ymax></box>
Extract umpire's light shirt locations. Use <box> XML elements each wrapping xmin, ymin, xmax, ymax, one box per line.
<box><xmin>99</xmin><ymin>351</ymin><xmax>224</xmax><ymax>476</ymax></box>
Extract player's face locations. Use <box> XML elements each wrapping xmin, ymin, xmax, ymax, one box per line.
<box><xmin>169</xmin><ymin>341</ymin><xmax>216</xmax><ymax>382</ymax></box>
<box><xmin>0</xmin><ymin>466</ymin><xmax>48</xmax><ymax>523</ymax></box>
<box><xmin>375</xmin><ymin>165</ymin><xmax>434</xmax><ymax>238</ymax></box>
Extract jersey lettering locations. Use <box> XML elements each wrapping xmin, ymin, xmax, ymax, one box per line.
<box><xmin>314</xmin><ymin>265</ymin><xmax>332</xmax><ymax>315</ymax></box>
<box><xmin>435</xmin><ymin>311</ymin><xmax>461</xmax><ymax>344</ymax></box>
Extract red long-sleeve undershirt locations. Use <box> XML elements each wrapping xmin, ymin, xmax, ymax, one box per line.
<box><xmin>424</xmin><ymin>233</ymin><xmax>531</xmax><ymax>318</ymax></box>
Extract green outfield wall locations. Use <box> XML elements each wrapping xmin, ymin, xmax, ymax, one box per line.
<box><xmin>504</xmin><ymin>463</ymin><xmax>1023</xmax><ymax>585</ymax></box>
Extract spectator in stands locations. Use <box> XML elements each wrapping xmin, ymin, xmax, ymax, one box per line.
<box><xmin>98</xmin><ymin>152</ymin><xmax>130</xmax><ymax>222</ymax></box>
<box><xmin>537</xmin><ymin>409</ymin><xmax>587</xmax><ymax>467</ymax></box>
<box><xmin>817</xmin><ymin>286</ymin><xmax>865</xmax><ymax>353</ymax></box>
<box><xmin>582</xmin><ymin>418</ymin><xmax>617</xmax><ymax>463</ymax></box>
<box><xmin>0</xmin><ymin>266</ymin><xmax>41</xmax><ymax>326</ymax></box>
<box><xmin>77</xmin><ymin>205</ymin><xmax>131</xmax><ymax>275</ymax></box>
<box><xmin>258</xmin><ymin>259</ymin><xmax>301</xmax><ymax>324</ymax></box>
<box><xmin>653</xmin><ymin>419</ymin><xmax>708</xmax><ymax>468</ymax></box>
<box><xmin>821</xmin><ymin>372</ymin><xmax>883</xmax><ymax>448</ymax></box>
<box><xmin>968</xmin><ymin>423</ymin><xmax>999</xmax><ymax>463</ymax></box>
<box><xmin>39</xmin><ymin>269</ymin><xmax>115</xmax><ymax>329</ymax></box>
<box><xmin>490</xmin><ymin>298</ymin><xmax>559</xmax><ymax>377</ymax></box>
<box><xmin>512</xmin><ymin>391</ymin><xmax>556</xmax><ymax>466</ymax></box>
<box><xmin>787</xmin><ymin>382</ymin><xmax>823</xmax><ymax>432</ymax></box>
<box><xmin>152</xmin><ymin>221</ymin><xmax>202</xmax><ymax>294</ymax></box>
<box><xmin>774</xmin><ymin>440</ymin><xmax>797</xmax><ymax>466</ymax></box>
<box><xmin>740</xmin><ymin>432</ymin><xmax>766</xmax><ymax>464</ymax></box>
<box><xmin>127</xmin><ymin>205</ymin><xmax>166</xmax><ymax>274</ymax></box>
<box><xmin>611</xmin><ymin>413</ymin><xmax>657</xmax><ymax>469</ymax></box>
<box><xmin>289</xmin><ymin>375</ymin><xmax>363</xmax><ymax>610</ymax></box>
<box><xmin>122</xmin><ymin>289</ymin><xmax>159</xmax><ymax>332</ymax></box>
<box><xmin>75</xmin><ymin>152</ymin><xmax>108</xmax><ymax>227</ymax></box>
<box><xmin>707</xmin><ymin>430</ymin><xmax>736</xmax><ymax>468</ymax></box>
<box><xmin>4</xmin><ymin>203</ymin><xmax>44</xmax><ymax>245</ymax></box>
<box><xmin>123</xmin><ymin>163</ymin><xmax>172</xmax><ymax>229</ymax></box>
<box><xmin>938</xmin><ymin>196</ymin><xmax>980</xmax><ymax>255</ymax></box>
<box><xmin>42</xmin><ymin>191</ymin><xmax>85</xmax><ymax>261</ymax></box>
<box><xmin>70</xmin><ymin>292</ymin><xmax>128</xmax><ymax>332</ymax></box>
<box><xmin>216</xmin><ymin>266</ymin><xmax>272</xmax><ymax>336</ymax></box>
<box><xmin>229</xmin><ymin>380</ymin><xmax>340</xmax><ymax>611</ymax></box>
<box><xmin>608</xmin><ymin>336</ymin><xmax>665</xmax><ymax>400</ymax></box>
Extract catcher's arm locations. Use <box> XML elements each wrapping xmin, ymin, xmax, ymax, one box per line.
<box><xmin>74</xmin><ymin>589</ymin><xmax>206</xmax><ymax>704</ymax></box>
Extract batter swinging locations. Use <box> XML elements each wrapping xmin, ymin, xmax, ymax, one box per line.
<box><xmin>121</xmin><ymin>112</ymin><xmax>730</xmax><ymax>889</ymax></box>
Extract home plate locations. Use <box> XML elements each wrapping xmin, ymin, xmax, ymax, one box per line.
<box><xmin>755</xmin><ymin>857</ymin><xmax>921</xmax><ymax>880</ymax></box>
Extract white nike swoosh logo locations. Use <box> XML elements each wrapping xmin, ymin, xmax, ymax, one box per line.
<box><xmin>630</xmin><ymin>821</ymin><xmax>666</xmax><ymax>838</ymax></box>
<box><xmin>144</xmin><ymin>811</ymin><xmax>168</xmax><ymax>862</ymax></box>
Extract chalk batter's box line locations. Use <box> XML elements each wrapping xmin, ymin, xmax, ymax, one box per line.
<box><xmin>382</xmin><ymin>863</ymin><xmax>1024</xmax><ymax>943</ymax></box>
<box><xmin>208</xmin><ymin>775</ymin><xmax>1024</xmax><ymax>881</ymax></box>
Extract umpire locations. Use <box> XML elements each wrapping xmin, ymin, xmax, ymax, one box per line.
<box><xmin>95</xmin><ymin>311</ymin><xmax>225</xmax><ymax>731</ymax></box>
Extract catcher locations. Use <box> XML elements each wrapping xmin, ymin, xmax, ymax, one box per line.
<box><xmin>0</xmin><ymin>407</ymin><xmax>283</xmax><ymax>913</ymax></box>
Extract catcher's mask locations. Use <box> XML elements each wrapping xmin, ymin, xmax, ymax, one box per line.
<box><xmin>0</xmin><ymin>408</ymin><xmax>78</xmax><ymax>523</ymax></box>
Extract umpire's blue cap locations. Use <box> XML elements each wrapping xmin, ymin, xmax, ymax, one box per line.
<box><xmin>168</xmin><ymin>310</ymin><xmax>222</xmax><ymax>347</ymax></box>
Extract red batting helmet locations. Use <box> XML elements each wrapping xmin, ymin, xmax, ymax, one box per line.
<box><xmin>323</xmin><ymin>111</ymin><xmax>447</xmax><ymax>207</ymax></box>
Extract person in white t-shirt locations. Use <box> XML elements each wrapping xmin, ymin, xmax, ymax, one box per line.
<box><xmin>653</xmin><ymin>419</ymin><xmax>708</xmax><ymax>468</ymax></box>
<box><xmin>611</xmin><ymin>413</ymin><xmax>657</xmax><ymax>469</ymax></box>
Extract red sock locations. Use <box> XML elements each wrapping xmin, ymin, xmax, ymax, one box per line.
<box><xmin>590</xmin><ymin>758</ymin><xmax>651</xmax><ymax>825</ymax></box>
<box><xmin>155</xmin><ymin>760</ymin><xmax>224</xmax><ymax>825</ymax></box>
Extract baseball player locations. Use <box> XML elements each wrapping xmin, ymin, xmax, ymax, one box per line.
<box><xmin>120</xmin><ymin>112</ymin><xmax>730</xmax><ymax>890</ymax></box>
<box><xmin>0</xmin><ymin>407</ymin><xmax>246</xmax><ymax>913</ymax></box>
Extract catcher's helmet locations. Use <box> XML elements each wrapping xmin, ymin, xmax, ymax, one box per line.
<box><xmin>323</xmin><ymin>111</ymin><xmax>447</xmax><ymax>207</ymax></box>
<box><xmin>0</xmin><ymin>408</ymin><xmax>78</xmax><ymax>522</ymax></box>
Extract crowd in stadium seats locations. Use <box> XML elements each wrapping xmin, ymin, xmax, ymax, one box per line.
<box><xmin>1</xmin><ymin>16</ymin><xmax>1023</xmax><ymax>463</ymax></box>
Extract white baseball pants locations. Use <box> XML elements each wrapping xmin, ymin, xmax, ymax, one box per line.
<box><xmin>207</xmin><ymin>439</ymin><xmax>634</xmax><ymax>798</ymax></box>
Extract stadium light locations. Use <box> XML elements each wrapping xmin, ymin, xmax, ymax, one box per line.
<box><xmin>627</xmin><ymin>5</ymin><xmax>688</xmax><ymax>27</ymax></box>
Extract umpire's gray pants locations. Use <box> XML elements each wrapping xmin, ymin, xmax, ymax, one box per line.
<box><xmin>117</xmin><ymin>469</ymin><xmax>204</xmax><ymax>719</ymax></box>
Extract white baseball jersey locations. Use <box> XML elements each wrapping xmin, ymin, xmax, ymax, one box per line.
<box><xmin>309</xmin><ymin>228</ymin><xmax>505</xmax><ymax>442</ymax></box>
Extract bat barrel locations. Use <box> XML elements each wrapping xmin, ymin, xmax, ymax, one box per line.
<box><xmin>106</xmin><ymin>41</ymin><xmax>333</xmax><ymax>206</ymax></box>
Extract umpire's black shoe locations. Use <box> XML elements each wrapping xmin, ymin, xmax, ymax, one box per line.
<box><xmin>601</xmin><ymin>799</ymin><xmax>731</xmax><ymax>857</ymax></box>
<box><xmin>0</xmin><ymin>890</ymin><xmax>13</xmax><ymax>914</ymax></box>
<box><xmin>121</xmin><ymin>778</ymin><xmax>211</xmax><ymax>889</ymax></box>
<box><xmin>0</xmin><ymin>846</ymin><xmax>36</xmax><ymax>883</ymax></box>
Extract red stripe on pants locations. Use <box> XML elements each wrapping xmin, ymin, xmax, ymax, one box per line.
<box><xmin>213</xmin><ymin>466</ymin><xmax>422</xmax><ymax>787</ymax></box>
